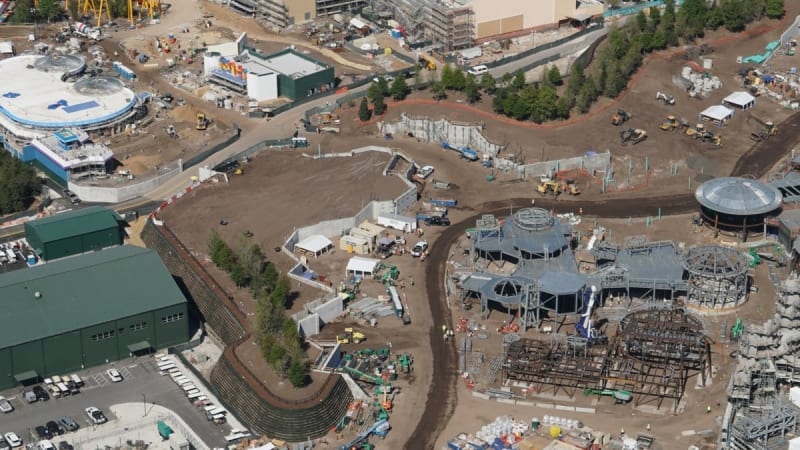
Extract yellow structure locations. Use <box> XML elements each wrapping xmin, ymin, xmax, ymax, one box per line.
<box><xmin>82</xmin><ymin>0</ymin><xmax>111</xmax><ymax>27</ymax></box>
<box><xmin>339</xmin><ymin>235</ymin><xmax>371</xmax><ymax>255</ymax></box>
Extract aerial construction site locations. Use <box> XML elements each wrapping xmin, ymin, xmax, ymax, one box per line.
<box><xmin>4</xmin><ymin>0</ymin><xmax>800</xmax><ymax>449</ymax></box>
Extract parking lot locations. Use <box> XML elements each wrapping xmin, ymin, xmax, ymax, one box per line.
<box><xmin>0</xmin><ymin>357</ymin><xmax>235</xmax><ymax>448</ymax></box>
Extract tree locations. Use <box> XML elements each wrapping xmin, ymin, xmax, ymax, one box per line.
<box><xmin>649</xmin><ymin>6</ymin><xmax>662</xmax><ymax>29</ymax></box>
<box><xmin>67</xmin><ymin>0</ymin><xmax>78</xmax><ymax>19</ymax></box>
<box><xmin>722</xmin><ymin>0</ymin><xmax>748</xmax><ymax>32</ymax></box>
<box><xmin>480</xmin><ymin>73</ymin><xmax>497</xmax><ymax>94</ymax></box>
<box><xmin>636</xmin><ymin>10</ymin><xmax>648</xmax><ymax>31</ymax></box>
<box><xmin>450</xmin><ymin>68</ymin><xmax>466</xmax><ymax>91</ymax></box>
<box><xmin>230</xmin><ymin>263</ymin><xmax>250</xmax><ymax>287</ymax></box>
<box><xmin>367</xmin><ymin>82</ymin><xmax>382</xmax><ymax>102</ymax></box>
<box><xmin>358</xmin><ymin>97</ymin><xmax>371</xmax><ymax>121</ymax></box>
<box><xmin>766</xmin><ymin>0</ymin><xmax>784</xmax><ymax>19</ymax></box>
<box><xmin>413</xmin><ymin>69</ymin><xmax>423</xmax><ymax>90</ymax></box>
<box><xmin>440</xmin><ymin>64</ymin><xmax>455</xmax><ymax>89</ymax></box>
<box><xmin>500</xmin><ymin>72</ymin><xmax>513</xmax><ymax>87</ymax></box>
<box><xmin>208</xmin><ymin>234</ymin><xmax>235</xmax><ymax>272</ymax></box>
<box><xmin>288</xmin><ymin>360</ymin><xmax>309</xmax><ymax>387</ymax></box>
<box><xmin>464</xmin><ymin>74</ymin><xmax>481</xmax><ymax>104</ymax></box>
<box><xmin>546</xmin><ymin>65</ymin><xmax>563</xmax><ymax>86</ymax></box>
<box><xmin>10</xmin><ymin>0</ymin><xmax>34</xmax><ymax>23</ymax></box>
<box><xmin>555</xmin><ymin>96</ymin><xmax>571</xmax><ymax>120</ymax></box>
<box><xmin>37</xmin><ymin>0</ymin><xmax>64</xmax><ymax>22</ymax></box>
<box><xmin>431</xmin><ymin>82</ymin><xmax>447</xmax><ymax>100</ymax></box>
<box><xmin>207</xmin><ymin>230</ymin><xmax>226</xmax><ymax>262</ymax></box>
<box><xmin>511</xmin><ymin>71</ymin><xmax>526</xmax><ymax>90</ymax></box>
<box><xmin>373</xmin><ymin>94</ymin><xmax>387</xmax><ymax>115</ymax></box>
<box><xmin>390</xmin><ymin>76</ymin><xmax>410</xmax><ymax>100</ymax></box>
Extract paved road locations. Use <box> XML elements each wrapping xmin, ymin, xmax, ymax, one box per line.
<box><xmin>0</xmin><ymin>358</ymin><xmax>231</xmax><ymax>448</ymax></box>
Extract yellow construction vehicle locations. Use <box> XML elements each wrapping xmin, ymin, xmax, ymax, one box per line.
<box><xmin>561</xmin><ymin>179</ymin><xmax>580</xmax><ymax>195</ymax></box>
<box><xmin>537</xmin><ymin>179</ymin><xmax>560</xmax><ymax>196</ymax></box>
<box><xmin>750</xmin><ymin>117</ymin><xmax>777</xmax><ymax>142</ymax></box>
<box><xmin>196</xmin><ymin>112</ymin><xmax>208</xmax><ymax>130</ymax></box>
<box><xmin>418</xmin><ymin>53</ymin><xmax>437</xmax><ymax>71</ymax></box>
<box><xmin>336</xmin><ymin>328</ymin><xmax>366</xmax><ymax>344</ymax></box>
<box><xmin>660</xmin><ymin>115</ymin><xmax>687</xmax><ymax>131</ymax></box>
<box><xmin>685</xmin><ymin>123</ymin><xmax>705</xmax><ymax>138</ymax></box>
<box><xmin>612</xmin><ymin>109</ymin><xmax>632</xmax><ymax>126</ymax></box>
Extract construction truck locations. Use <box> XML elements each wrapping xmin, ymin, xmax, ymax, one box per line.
<box><xmin>71</xmin><ymin>22</ymin><xmax>103</xmax><ymax>40</ymax></box>
<box><xmin>418</xmin><ymin>53</ymin><xmax>437</xmax><ymax>71</ymax></box>
<box><xmin>560</xmin><ymin>179</ymin><xmax>580</xmax><ymax>195</ymax></box>
<box><xmin>660</xmin><ymin>115</ymin><xmax>688</xmax><ymax>131</ymax></box>
<box><xmin>685</xmin><ymin>123</ymin><xmax>706</xmax><ymax>138</ymax></box>
<box><xmin>537</xmin><ymin>178</ymin><xmax>561</xmax><ymax>196</ymax></box>
<box><xmin>336</xmin><ymin>328</ymin><xmax>366</xmax><ymax>344</ymax></box>
<box><xmin>310</xmin><ymin>111</ymin><xmax>341</xmax><ymax>126</ymax></box>
<box><xmin>699</xmin><ymin>131</ymin><xmax>722</xmax><ymax>147</ymax></box>
<box><xmin>611</xmin><ymin>109</ymin><xmax>632</xmax><ymax>126</ymax></box>
<box><xmin>655</xmin><ymin>91</ymin><xmax>676</xmax><ymax>105</ymax></box>
<box><xmin>196</xmin><ymin>112</ymin><xmax>208</xmax><ymax>130</ymax></box>
<box><xmin>620</xmin><ymin>128</ymin><xmax>647</xmax><ymax>145</ymax></box>
<box><xmin>750</xmin><ymin>117</ymin><xmax>777</xmax><ymax>142</ymax></box>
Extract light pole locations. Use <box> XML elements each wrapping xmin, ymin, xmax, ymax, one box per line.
<box><xmin>142</xmin><ymin>393</ymin><xmax>147</xmax><ymax>417</ymax></box>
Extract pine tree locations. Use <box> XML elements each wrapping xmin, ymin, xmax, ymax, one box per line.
<box><xmin>358</xmin><ymin>97</ymin><xmax>371</xmax><ymax>121</ymax></box>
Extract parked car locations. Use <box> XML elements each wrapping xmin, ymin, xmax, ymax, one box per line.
<box><xmin>418</xmin><ymin>165</ymin><xmax>435</xmax><ymax>179</ymax></box>
<box><xmin>424</xmin><ymin>216</ymin><xmax>451</xmax><ymax>226</ymax></box>
<box><xmin>46</xmin><ymin>421</ymin><xmax>64</xmax><ymax>436</ymax></box>
<box><xmin>33</xmin><ymin>385</ymin><xmax>50</xmax><ymax>401</ymax></box>
<box><xmin>23</xmin><ymin>390</ymin><xmax>37</xmax><ymax>403</ymax></box>
<box><xmin>85</xmin><ymin>407</ymin><xmax>106</xmax><ymax>425</ymax></box>
<box><xmin>57</xmin><ymin>417</ymin><xmax>79</xmax><ymax>432</ymax></box>
<box><xmin>62</xmin><ymin>189</ymin><xmax>80</xmax><ymax>205</ymax></box>
<box><xmin>38</xmin><ymin>440</ymin><xmax>55</xmax><ymax>450</ymax></box>
<box><xmin>57</xmin><ymin>442</ymin><xmax>73</xmax><ymax>450</ymax></box>
<box><xmin>411</xmin><ymin>241</ymin><xmax>429</xmax><ymax>257</ymax></box>
<box><xmin>34</xmin><ymin>426</ymin><xmax>52</xmax><ymax>440</ymax></box>
<box><xmin>106</xmin><ymin>369</ymin><xmax>123</xmax><ymax>383</ymax></box>
<box><xmin>0</xmin><ymin>397</ymin><xmax>12</xmax><ymax>413</ymax></box>
<box><xmin>3</xmin><ymin>432</ymin><xmax>21</xmax><ymax>448</ymax></box>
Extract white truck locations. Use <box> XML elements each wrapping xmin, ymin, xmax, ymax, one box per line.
<box><xmin>72</xmin><ymin>23</ymin><xmax>102</xmax><ymax>40</ymax></box>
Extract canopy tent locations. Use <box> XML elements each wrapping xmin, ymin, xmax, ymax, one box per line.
<box><xmin>723</xmin><ymin>91</ymin><xmax>756</xmax><ymax>110</ymax></box>
<box><xmin>700</xmin><ymin>105</ymin><xmax>734</xmax><ymax>125</ymax></box>
<box><xmin>294</xmin><ymin>235</ymin><xmax>333</xmax><ymax>259</ymax></box>
<box><xmin>346</xmin><ymin>256</ymin><xmax>381</xmax><ymax>276</ymax></box>
<box><xmin>13</xmin><ymin>370</ymin><xmax>39</xmax><ymax>383</ymax></box>
<box><xmin>127</xmin><ymin>340</ymin><xmax>153</xmax><ymax>354</ymax></box>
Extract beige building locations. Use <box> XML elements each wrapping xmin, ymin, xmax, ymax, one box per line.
<box><xmin>229</xmin><ymin>0</ymin><xmax>364</xmax><ymax>28</ymax></box>
<box><xmin>471</xmin><ymin>0</ymin><xmax>604</xmax><ymax>40</ymax></box>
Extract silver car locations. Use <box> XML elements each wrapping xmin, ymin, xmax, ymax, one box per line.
<box><xmin>0</xmin><ymin>397</ymin><xmax>13</xmax><ymax>413</ymax></box>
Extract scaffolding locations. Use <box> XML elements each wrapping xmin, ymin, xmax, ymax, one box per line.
<box><xmin>503</xmin><ymin>306</ymin><xmax>712</xmax><ymax>412</ymax></box>
<box><xmin>682</xmin><ymin>245</ymin><xmax>750</xmax><ymax>310</ymax></box>
<box><xmin>729</xmin><ymin>400</ymin><xmax>798</xmax><ymax>450</ymax></box>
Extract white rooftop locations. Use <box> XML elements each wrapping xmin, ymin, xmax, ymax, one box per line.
<box><xmin>700</xmin><ymin>105</ymin><xmax>734</xmax><ymax>122</ymax></box>
<box><xmin>251</xmin><ymin>50</ymin><xmax>327</xmax><ymax>79</ymax></box>
<box><xmin>0</xmin><ymin>55</ymin><xmax>137</xmax><ymax>131</ymax></box>
<box><xmin>295</xmin><ymin>235</ymin><xmax>333</xmax><ymax>254</ymax></box>
<box><xmin>724</xmin><ymin>91</ymin><xmax>756</xmax><ymax>107</ymax></box>
<box><xmin>346</xmin><ymin>256</ymin><xmax>380</xmax><ymax>274</ymax></box>
<box><xmin>32</xmin><ymin>131</ymin><xmax>113</xmax><ymax>170</ymax></box>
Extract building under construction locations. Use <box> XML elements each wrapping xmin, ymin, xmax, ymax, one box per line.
<box><xmin>682</xmin><ymin>245</ymin><xmax>750</xmax><ymax>310</ymax></box>
<box><xmin>503</xmin><ymin>306</ymin><xmax>712</xmax><ymax>412</ymax></box>
<box><xmin>724</xmin><ymin>277</ymin><xmax>800</xmax><ymax>449</ymax></box>
<box><xmin>374</xmin><ymin>0</ymin><xmax>474</xmax><ymax>50</ymax></box>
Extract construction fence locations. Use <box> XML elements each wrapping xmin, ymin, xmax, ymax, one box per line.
<box><xmin>495</xmin><ymin>151</ymin><xmax>613</xmax><ymax>180</ymax></box>
<box><xmin>382</xmin><ymin>113</ymin><xmax>505</xmax><ymax>156</ymax></box>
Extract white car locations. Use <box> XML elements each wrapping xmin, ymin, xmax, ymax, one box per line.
<box><xmin>85</xmin><ymin>407</ymin><xmax>107</xmax><ymax>424</ymax></box>
<box><xmin>38</xmin><ymin>440</ymin><xmax>55</xmax><ymax>450</ymax></box>
<box><xmin>411</xmin><ymin>241</ymin><xmax>429</xmax><ymax>257</ymax></box>
<box><xmin>418</xmin><ymin>165</ymin><xmax>435</xmax><ymax>179</ymax></box>
<box><xmin>0</xmin><ymin>396</ymin><xmax>12</xmax><ymax>413</ymax></box>
<box><xmin>3</xmin><ymin>432</ymin><xmax>21</xmax><ymax>448</ymax></box>
<box><xmin>106</xmin><ymin>368</ymin><xmax>123</xmax><ymax>383</ymax></box>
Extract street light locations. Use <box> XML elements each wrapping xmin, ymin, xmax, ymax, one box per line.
<box><xmin>142</xmin><ymin>393</ymin><xmax>147</xmax><ymax>417</ymax></box>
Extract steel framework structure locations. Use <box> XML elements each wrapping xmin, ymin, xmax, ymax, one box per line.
<box><xmin>682</xmin><ymin>245</ymin><xmax>749</xmax><ymax>310</ymax></box>
<box><xmin>729</xmin><ymin>400</ymin><xmax>798</xmax><ymax>450</ymax></box>
<box><xmin>503</xmin><ymin>307</ymin><xmax>712</xmax><ymax>411</ymax></box>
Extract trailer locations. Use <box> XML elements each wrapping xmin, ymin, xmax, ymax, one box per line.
<box><xmin>387</xmin><ymin>286</ymin><xmax>404</xmax><ymax>318</ymax></box>
<box><xmin>112</xmin><ymin>61</ymin><xmax>136</xmax><ymax>80</ymax></box>
<box><xmin>376</xmin><ymin>214</ymin><xmax>417</xmax><ymax>232</ymax></box>
<box><xmin>429</xmin><ymin>198</ymin><xmax>457</xmax><ymax>208</ymax></box>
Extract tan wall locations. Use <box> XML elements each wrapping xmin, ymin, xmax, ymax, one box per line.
<box><xmin>472</xmin><ymin>0</ymin><xmax>555</xmax><ymax>39</ymax></box>
<box><xmin>554</xmin><ymin>0</ymin><xmax>604</xmax><ymax>21</ymax></box>
<box><xmin>286</xmin><ymin>0</ymin><xmax>315</xmax><ymax>24</ymax></box>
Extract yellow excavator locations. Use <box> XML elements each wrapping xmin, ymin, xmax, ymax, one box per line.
<box><xmin>537</xmin><ymin>178</ymin><xmax>561</xmax><ymax>196</ymax></box>
<box><xmin>336</xmin><ymin>328</ymin><xmax>366</xmax><ymax>344</ymax></box>
<box><xmin>196</xmin><ymin>112</ymin><xmax>208</xmax><ymax>130</ymax></box>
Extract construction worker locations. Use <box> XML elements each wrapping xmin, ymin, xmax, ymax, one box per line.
<box><xmin>448</xmin><ymin>329</ymin><xmax>455</xmax><ymax>339</ymax></box>
<box><xmin>706</xmin><ymin>405</ymin><xmax>712</xmax><ymax>414</ymax></box>
<box><xmin>442</xmin><ymin>324</ymin><xmax>447</xmax><ymax>334</ymax></box>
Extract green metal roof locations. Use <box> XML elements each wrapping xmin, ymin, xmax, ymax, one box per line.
<box><xmin>26</xmin><ymin>206</ymin><xmax>121</xmax><ymax>244</ymax></box>
<box><xmin>0</xmin><ymin>245</ymin><xmax>186</xmax><ymax>349</ymax></box>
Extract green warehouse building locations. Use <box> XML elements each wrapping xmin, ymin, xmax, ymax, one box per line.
<box><xmin>25</xmin><ymin>206</ymin><xmax>125</xmax><ymax>262</ymax></box>
<box><xmin>0</xmin><ymin>245</ymin><xmax>189</xmax><ymax>390</ymax></box>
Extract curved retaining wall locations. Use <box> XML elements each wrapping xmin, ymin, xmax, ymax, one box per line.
<box><xmin>141</xmin><ymin>219</ymin><xmax>353</xmax><ymax>440</ymax></box>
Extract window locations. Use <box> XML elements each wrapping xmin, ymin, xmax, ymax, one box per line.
<box><xmin>161</xmin><ymin>312</ymin><xmax>185</xmax><ymax>324</ymax></box>
<box><xmin>129</xmin><ymin>322</ymin><xmax>148</xmax><ymax>332</ymax></box>
<box><xmin>118</xmin><ymin>328</ymin><xmax>125</xmax><ymax>335</ymax></box>
<box><xmin>91</xmin><ymin>330</ymin><xmax>115</xmax><ymax>341</ymax></box>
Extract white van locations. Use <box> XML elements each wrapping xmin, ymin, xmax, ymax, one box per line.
<box><xmin>70</xmin><ymin>374</ymin><xmax>83</xmax><ymax>386</ymax></box>
<box><xmin>56</xmin><ymin>382</ymin><xmax>70</xmax><ymax>396</ymax></box>
<box><xmin>467</xmin><ymin>65</ymin><xmax>488</xmax><ymax>76</ymax></box>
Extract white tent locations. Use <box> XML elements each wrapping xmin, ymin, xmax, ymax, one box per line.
<box><xmin>346</xmin><ymin>256</ymin><xmax>380</xmax><ymax>277</ymax></box>
<box><xmin>700</xmin><ymin>105</ymin><xmax>734</xmax><ymax>125</ymax></box>
<box><xmin>723</xmin><ymin>91</ymin><xmax>756</xmax><ymax>110</ymax></box>
<box><xmin>294</xmin><ymin>235</ymin><xmax>333</xmax><ymax>258</ymax></box>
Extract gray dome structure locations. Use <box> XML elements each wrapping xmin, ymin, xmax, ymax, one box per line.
<box><xmin>695</xmin><ymin>177</ymin><xmax>782</xmax><ymax>216</ymax></box>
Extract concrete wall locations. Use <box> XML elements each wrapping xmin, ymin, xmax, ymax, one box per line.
<box><xmin>381</xmin><ymin>114</ymin><xmax>505</xmax><ymax>157</ymax></box>
<box><xmin>296</xmin><ymin>313</ymin><xmax>321</xmax><ymax>337</ymax></box>
<box><xmin>495</xmin><ymin>151</ymin><xmax>612</xmax><ymax>179</ymax></box>
<box><xmin>306</xmin><ymin>296</ymin><xmax>344</xmax><ymax>323</ymax></box>
<box><xmin>472</xmin><ymin>0</ymin><xmax>554</xmax><ymax>38</ymax></box>
<box><xmin>69</xmin><ymin>160</ymin><xmax>183</xmax><ymax>204</ymax></box>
